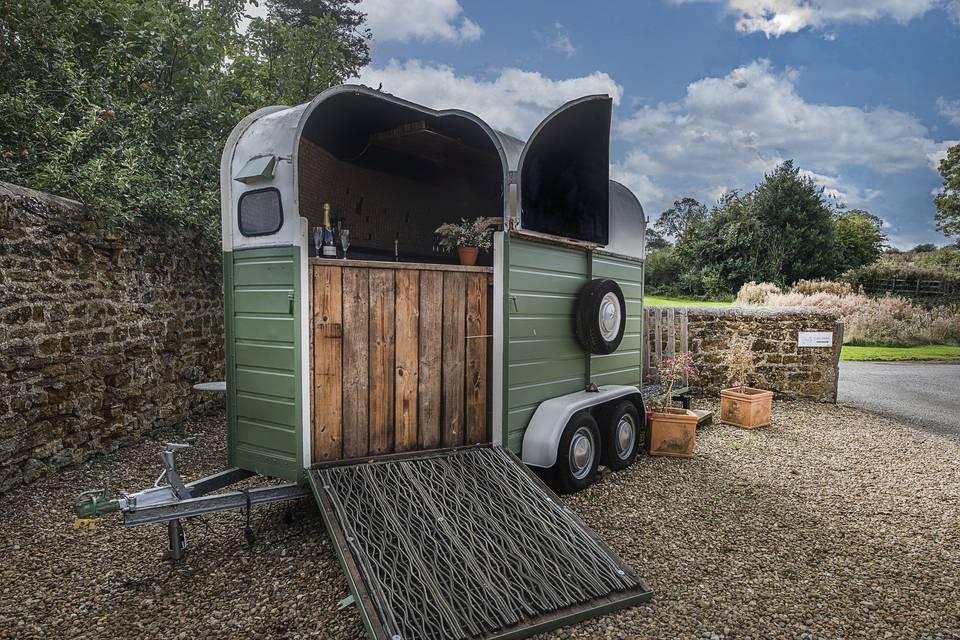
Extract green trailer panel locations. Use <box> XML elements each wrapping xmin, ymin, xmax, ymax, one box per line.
<box><xmin>505</xmin><ymin>239</ymin><xmax>591</xmax><ymax>452</ymax></box>
<box><xmin>503</xmin><ymin>238</ymin><xmax>644</xmax><ymax>455</ymax></box>
<box><xmin>224</xmin><ymin>246</ymin><xmax>303</xmax><ymax>482</ymax></box>
<box><xmin>590</xmin><ymin>253</ymin><xmax>645</xmax><ymax>388</ymax></box>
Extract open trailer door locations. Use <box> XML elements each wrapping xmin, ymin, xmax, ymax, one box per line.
<box><xmin>308</xmin><ymin>445</ymin><xmax>652</xmax><ymax>640</ymax></box>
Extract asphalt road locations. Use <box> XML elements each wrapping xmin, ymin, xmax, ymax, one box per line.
<box><xmin>838</xmin><ymin>361</ymin><xmax>960</xmax><ymax>437</ymax></box>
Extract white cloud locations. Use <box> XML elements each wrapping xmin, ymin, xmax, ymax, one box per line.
<box><xmin>937</xmin><ymin>97</ymin><xmax>960</xmax><ymax>126</ymax></box>
<box><xmin>618</xmin><ymin>59</ymin><xmax>948</xmax><ymax>215</ymax></box>
<box><xmin>928</xmin><ymin>139</ymin><xmax>960</xmax><ymax>170</ymax></box>
<box><xmin>535</xmin><ymin>23</ymin><xmax>578</xmax><ymax>57</ymax></box>
<box><xmin>354</xmin><ymin>60</ymin><xmax>622</xmax><ymax>138</ymax></box>
<box><xmin>361</xmin><ymin>0</ymin><xmax>482</xmax><ymax>43</ymax></box>
<box><xmin>674</xmin><ymin>0</ymin><xmax>950</xmax><ymax>37</ymax></box>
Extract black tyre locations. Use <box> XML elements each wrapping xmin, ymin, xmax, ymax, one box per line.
<box><xmin>575</xmin><ymin>279</ymin><xmax>626</xmax><ymax>355</ymax></box>
<box><xmin>598</xmin><ymin>400</ymin><xmax>642</xmax><ymax>471</ymax></box>
<box><xmin>550</xmin><ymin>412</ymin><xmax>601</xmax><ymax>494</ymax></box>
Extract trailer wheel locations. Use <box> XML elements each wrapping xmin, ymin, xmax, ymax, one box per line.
<box><xmin>599</xmin><ymin>400</ymin><xmax>642</xmax><ymax>471</ymax></box>
<box><xmin>551</xmin><ymin>412</ymin><xmax>600</xmax><ymax>494</ymax></box>
<box><xmin>575</xmin><ymin>279</ymin><xmax>626</xmax><ymax>355</ymax></box>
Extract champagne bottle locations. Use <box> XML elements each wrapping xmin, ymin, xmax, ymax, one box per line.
<box><xmin>321</xmin><ymin>203</ymin><xmax>337</xmax><ymax>258</ymax></box>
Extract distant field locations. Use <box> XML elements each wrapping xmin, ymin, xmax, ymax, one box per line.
<box><xmin>644</xmin><ymin>295</ymin><xmax>733</xmax><ymax>308</ymax></box>
<box><xmin>841</xmin><ymin>345</ymin><xmax>960</xmax><ymax>362</ymax></box>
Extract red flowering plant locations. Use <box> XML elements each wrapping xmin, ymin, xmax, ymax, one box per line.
<box><xmin>650</xmin><ymin>353</ymin><xmax>695</xmax><ymax>414</ymax></box>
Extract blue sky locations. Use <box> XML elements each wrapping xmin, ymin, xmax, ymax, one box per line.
<box><xmin>251</xmin><ymin>0</ymin><xmax>960</xmax><ymax>247</ymax></box>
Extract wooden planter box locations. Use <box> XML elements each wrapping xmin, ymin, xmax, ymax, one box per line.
<box><xmin>648</xmin><ymin>408</ymin><xmax>698</xmax><ymax>458</ymax></box>
<box><xmin>720</xmin><ymin>387</ymin><xmax>774</xmax><ymax>429</ymax></box>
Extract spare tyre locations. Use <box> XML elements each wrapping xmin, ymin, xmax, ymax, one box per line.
<box><xmin>575</xmin><ymin>278</ymin><xmax>626</xmax><ymax>354</ymax></box>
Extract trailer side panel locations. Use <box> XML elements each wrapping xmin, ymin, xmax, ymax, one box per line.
<box><xmin>590</xmin><ymin>253</ymin><xmax>644</xmax><ymax>387</ymax></box>
<box><xmin>225</xmin><ymin>246</ymin><xmax>303</xmax><ymax>481</ymax></box>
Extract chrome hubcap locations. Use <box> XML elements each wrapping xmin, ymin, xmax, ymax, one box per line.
<box><xmin>615</xmin><ymin>414</ymin><xmax>636</xmax><ymax>459</ymax></box>
<box><xmin>568</xmin><ymin>427</ymin><xmax>595</xmax><ymax>480</ymax></box>
<box><xmin>598</xmin><ymin>292</ymin><xmax>621</xmax><ymax>342</ymax></box>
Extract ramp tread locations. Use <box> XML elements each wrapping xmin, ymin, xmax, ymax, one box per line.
<box><xmin>309</xmin><ymin>445</ymin><xmax>652</xmax><ymax>640</ymax></box>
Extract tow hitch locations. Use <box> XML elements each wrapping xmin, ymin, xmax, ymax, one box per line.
<box><xmin>72</xmin><ymin>436</ymin><xmax>309</xmax><ymax>560</ymax></box>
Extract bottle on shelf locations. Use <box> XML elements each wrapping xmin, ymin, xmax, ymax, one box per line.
<box><xmin>393</xmin><ymin>233</ymin><xmax>400</xmax><ymax>262</ymax></box>
<box><xmin>321</xmin><ymin>203</ymin><xmax>337</xmax><ymax>258</ymax></box>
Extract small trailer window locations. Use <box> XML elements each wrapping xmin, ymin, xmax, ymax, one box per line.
<box><xmin>238</xmin><ymin>188</ymin><xmax>283</xmax><ymax>236</ymax></box>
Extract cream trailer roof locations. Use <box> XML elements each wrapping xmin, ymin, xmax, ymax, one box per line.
<box><xmin>221</xmin><ymin>84</ymin><xmax>645</xmax><ymax>260</ymax></box>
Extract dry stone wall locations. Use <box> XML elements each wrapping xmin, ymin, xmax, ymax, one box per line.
<box><xmin>0</xmin><ymin>182</ymin><xmax>224</xmax><ymax>492</ymax></box>
<box><xmin>681</xmin><ymin>307</ymin><xmax>841</xmax><ymax>401</ymax></box>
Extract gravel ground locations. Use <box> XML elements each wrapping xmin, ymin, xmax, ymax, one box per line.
<box><xmin>2</xmin><ymin>401</ymin><xmax>959</xmax><ymax>639</ymax></box>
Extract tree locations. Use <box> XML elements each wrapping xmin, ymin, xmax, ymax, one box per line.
<box><xmin>266</xmin><ymin>0</ymin><xmax>371</xmax><ymax>74</ymax></box>
<box><xmin>750</xmin><ymin>160</ymin><xmax>837</xmax><ymax>284</ymax></box>
<box><xmin>645</xmin><ymin>227</ymin><xmax>670</xmax><ymax>252</ymax></box>
<box><xmin>664</xmin><ymin>161</ymin><xmax>842</xmax><ymax>296</ymax></box>
<box><xmin>833</xmin><ymin>209</ymin><xmax>886</xmax><ymax>273</ymax></box>
<box><xmin>934</xmin><ymin>143</ymin><xmax>960</xmax><ymax>239</ymax></box>
<box><xmin>655</xmin><ymin>197</ymin><xmax>707</xmax><ymax>240</ymax></box>
<box><xmin>910</xmin><ymin>243</ymin><xmax>938</xmax><ymax>253</ymax></box>
<box><xmin>0</xmin><ymin>0</ymin><xmax>360</xmax><ymax>237</ymax></box>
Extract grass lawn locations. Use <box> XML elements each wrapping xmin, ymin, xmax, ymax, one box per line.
<box><xmin>644</xmin><ymin>295</ymin><xmax>733</xmax><ymax>308</ymax></box>
<box><xmin>841</xmin><ymin>344</ymin><xmax>960</xmax><ymax>362</ymax></box>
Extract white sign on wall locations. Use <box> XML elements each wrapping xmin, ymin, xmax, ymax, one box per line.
<box><xmin>798</xmin><ymin>331</ymin><xmax>834</xmax><ymax>348</ymax></box>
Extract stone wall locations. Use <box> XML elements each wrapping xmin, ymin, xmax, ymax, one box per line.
<box><xmin>0</xmin><ymin>182</ymin><xmax>224</xmax><ymax>492</ymax></box>
<box><xmin>651</xmin><ymin>306</ymin><xmax>842</xmax><ymax>401</ymax></box>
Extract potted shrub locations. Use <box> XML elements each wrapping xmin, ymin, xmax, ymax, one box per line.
<box><xmin>435</xmin><ymin>218</ymin><xmax>493</xmax><ymax>266</ymax></box>
<box><xmin>719</xmin><ymin>336</ymin><xmax>774</xmax><ymax>429</ymax></box>
<box><xmin>648</xmin><ymin>353</ymin><xmax>699</xmax><ymax>458</ymax></box>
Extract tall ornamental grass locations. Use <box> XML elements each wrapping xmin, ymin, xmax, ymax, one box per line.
<box><xmin>735</xmin><ymin>281</ymin><xmax>960</xmax><ymax>346</ymax></box>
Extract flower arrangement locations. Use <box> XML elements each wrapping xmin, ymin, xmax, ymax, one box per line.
<box><xmin>651</xmin><ymin>353</ymin><xmax>695</xmax><ymax>413</ymax></box>
<box><xmin>434</xmin><ymin>218</ymin><xmax>493</xmax><ymax>252</ymax></box>
<box><xmin>721</xmin><ymin>336</ymin><xmax>756</xmax><ymax>392</ymax></box>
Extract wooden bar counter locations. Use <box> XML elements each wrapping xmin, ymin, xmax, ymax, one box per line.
<box><xmin>309</xmin><ymin>258</ymin><xmax>492</xmax><ymax>463</ymax></box>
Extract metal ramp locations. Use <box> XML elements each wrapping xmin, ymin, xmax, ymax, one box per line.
<box><xmin>308</xmin><ymin>445</ymin><xmax>653</xmax><ymax>640</ymax></box>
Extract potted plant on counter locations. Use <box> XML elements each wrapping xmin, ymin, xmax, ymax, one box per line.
<box><xmin>648</xmin><ymin>353</ymin><xmax>699</xmax><ymax>458</ymax></box>
<box><xmin>719</xmin><ymin>337</ymin><xmax>774</xmax><ymax>429</ymax></box>
<box><xmin>435</xmin><ymin>218</ymin><xmax>493</xmax><ymax>266</ymax></box>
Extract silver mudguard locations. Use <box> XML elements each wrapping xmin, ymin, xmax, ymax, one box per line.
<box><xmin>521</xmin><ymin>384</ymin><xmax>643</xmax><ymax>468</ymax></box>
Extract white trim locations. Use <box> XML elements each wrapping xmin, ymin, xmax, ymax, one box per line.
<box><xmin>492</xmin><ymin>231</ymin><xmax>505</xmax><ymax>447</ymax></box>
<box><xmin>298</xmin><ymin>219</ymin><xmax>311</xmax><ymax>468</ymax></box>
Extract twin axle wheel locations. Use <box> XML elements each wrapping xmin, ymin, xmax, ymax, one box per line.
<box><xmin>550</xmin><ymin>400</ymin><xmax>643</xmax><ymax>494</ymax></box>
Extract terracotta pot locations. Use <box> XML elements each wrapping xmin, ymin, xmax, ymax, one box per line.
<box><xmin>648</xmin><ymin>408</ymin><xmax>698</xmax><ymax>458</ymax></box>
<box><xmin>720</xmin><ymin>386</ymin><xmax>774</xmax><ymax>429</ymax></box>
<box><xmin>457</xmin><ymin>246</ymin><xmax>479</xmax><ymax>266</ymax></box>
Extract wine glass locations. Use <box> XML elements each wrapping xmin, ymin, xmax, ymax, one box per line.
<box><xmin>340</xmin><ymin>228</ymin><xmax>350</xmax><ymax>259</ymax></box>
<box><xmin>313</xmin><ymin>227</ymin><xmax>322</xmax><ymax>257</ymax></box>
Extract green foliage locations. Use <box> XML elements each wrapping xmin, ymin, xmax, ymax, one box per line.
<box><xmin>749</xmin><ymin>160</ymin><xmax>836</xmax><ymax>284</ymax></box>
<box><xmin>434</xmin><ymin>218</ymin><xmax>493</xmax><ymax>251</ymax></box>
<box><xmin>833</xmin><ymin>209</ymin><xmax>886</xmax><ymax>273</ymax></box>
<box><xmin>654</xmin><ymin>197</ymin><xmax>706</xmax><ymax>239</ymax></box>
<box><xmin>845</xmin><ymin>262</ymin><xmax>960</xmax><ymax>287</ymax></box>
<box><xmin>645</xmin><ymin>227</ymin><xmax>670</xmax><ymax>252</ymax></box>
<box><xmin>266</xmin><ymin>0</ymin><xmax>371</xmax><ymax>71</ymax></box>
<box><xmin>643</xmin><ymin>247</ymin><xmax>682</xmax><ymax>293</ymax></box>
<box><xmin>934</xmin><ymin>143</ymin><xmax>960</xmax><ymax>239</ymax></box>
<box><xmin>0</xmin><ymin>0</ymin><xmax>359</xmax><ymax>238</ymax></box>
<box><xmin>649</xmin><ymin>160</ymin><xmax>884</xmax><ymax>296</ymax></box>
<box><xmin>895</xmin><ymin>246</ymin><xmax>960</xmax><ymax>270</ymax></box>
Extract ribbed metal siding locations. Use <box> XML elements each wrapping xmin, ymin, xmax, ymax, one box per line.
<box><xmin>504</xmin><ymin>239</ymin><xmax>644</xmax><ymax>455</ymax></box>
<box><xmin>506</xmin><ymin>239</ymin><xmax>590</xmax><ymax>453</ymax></box>
<box><xmin>590</xmin><ymin>253</ymin><xmax>644</xmax><ymax>386</ymax></box>
<box><xmin>224</xmin><ymin>247</ymin><xmax>302</xmax><ymax>481</ymax></box>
